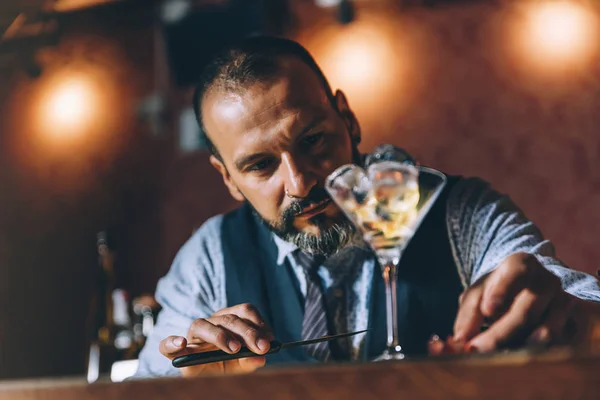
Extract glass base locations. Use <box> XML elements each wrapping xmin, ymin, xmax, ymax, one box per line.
<box><xmin>373</xmin><ymin>345</ymin><xmax>406</xmax><ymax>361</ymax></box>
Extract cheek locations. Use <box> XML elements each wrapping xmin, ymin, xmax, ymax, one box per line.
<box><xmin>238</xmin><ymin>179</ymin><xmax>284</xmax><ymax>221</ymax></box>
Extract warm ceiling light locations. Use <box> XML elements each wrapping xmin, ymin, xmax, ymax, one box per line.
<box><xmin>36</xmin><ymin>74</ymin><xmax>101</xmax><ymax>141</ymax></box>
<box><xmin>517</xmin><ymin>1</ymin><xmax>598</xmax><ymax>70</ymax></box>
<box><xmin>309</xmin><ymin>18</ymin><xmax>400</xmax><ymax>110</ymax></box>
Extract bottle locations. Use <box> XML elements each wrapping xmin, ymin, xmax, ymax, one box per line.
<box><xmin>132</xmin><ymin>294</ymin><xmax>161</xmax><ymax>352</ymax></box>
<box><xmin>86</xmin><ymin>231</ymin><xmax>135</xmax><ymax>382</ymax></box>
<box><xmin>86</xmin><ymin>231</ymin><xmax>114</xmax><ymax>382</ymax></box>
<box><xmin>112</xmin><ymin>288</ymin><xmax>135</xmax><ymax>357</ymax></box>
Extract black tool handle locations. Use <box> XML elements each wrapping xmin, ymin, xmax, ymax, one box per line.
<box><xmin>172</xmin><ymin>341</ymin><xmax>283</xmax><ymax>368</ymax></box>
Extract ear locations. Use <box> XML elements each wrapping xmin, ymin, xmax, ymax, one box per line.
<box><xmin>334</xmin><ymin>90</ymin><xmax>361</xmax><ymax>146</ymax></box>
<box><xmin>210</xmin><ymin>155</ymin><xmax>245</xmax><ymax>202</ymax></box>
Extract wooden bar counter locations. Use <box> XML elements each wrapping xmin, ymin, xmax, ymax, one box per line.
<box><xmin>1</xmin><ymin>348</ymin><xmax>599</xmax><ymax>399</ymax></box>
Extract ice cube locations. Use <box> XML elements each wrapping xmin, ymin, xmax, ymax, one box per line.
<box><xmin>355</xmin><ymin>194</ymin><xmax>379</xmax><ymax>225</ymax></box>
<box><xmin>326</xmin><ymin>164</ymin><xmax>371</xmax><ymax>212</ymax></box>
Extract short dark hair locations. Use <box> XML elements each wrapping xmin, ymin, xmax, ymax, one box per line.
<box><xmin>192</xmin><ymin>35</ymin><xmax>335</xmax><ymax>160</ymax></box>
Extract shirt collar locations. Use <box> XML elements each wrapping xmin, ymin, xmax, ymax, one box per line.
<box><xmin>272</xmin><ymin>233</ymin><xmax>298</xmax><ymax>265</ymax></box>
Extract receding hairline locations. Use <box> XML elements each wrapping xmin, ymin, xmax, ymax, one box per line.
<box><xmin>198</xmin><ymin>53</ymin><xmax>336</xmax><ymax>147</ymax></box>
<box><xmin>202</xmin><ymin>73</ymin><xmax>335</xmax><ymax>169</ymax></box>
<box><xmin>192</xmin><ymin>36</ymin><xmax>337</xmax><ymax>161</ymax></box>
<box><xmin>199</xmin><ymin>54</ymin><xmax>333</xmax><ymax>114</ymax></box>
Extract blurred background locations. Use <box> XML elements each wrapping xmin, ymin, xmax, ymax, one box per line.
<box><xmin>0</xmin><ymin>0</ymin><xmax>599</xmax><ymax>382</ymax></box>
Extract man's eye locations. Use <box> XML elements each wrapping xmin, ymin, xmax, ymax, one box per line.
<box><xmin>248</xmin><ymin>159</ymin><xmax>273</xmax><ymax>172</ymax></box>
<box><xmin>302</xmin><ymin>133</ymin><xmax>324</xmax><ymax>148</ymax></box>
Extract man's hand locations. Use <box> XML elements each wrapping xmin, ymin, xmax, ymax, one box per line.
<box><xmin>452</xmin><ymin>252</ymin><xmax>598</xmax><ymax>353</ymax></box>
<box><xmin>159</xmin><ymin>303</ymin><xmax>274</xmax><ymax>377</ymax></box>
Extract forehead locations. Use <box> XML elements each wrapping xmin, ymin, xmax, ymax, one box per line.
<box><xmin>202</xmin><ymin>58</ymin><xmax>333</xmax><ymax>161</ymax></box>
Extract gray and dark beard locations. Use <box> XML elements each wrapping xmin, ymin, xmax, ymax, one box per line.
<box><xmin>248</xmin><ymin>186</ymin><xmax>363</xmax><ymax>257</ymax></box>
<box><xmin>277</xmin><ymin>215</ymin><xmax>359</xmax><ymax>256</ymax></box>
<box><xmin>250</xmin><ymin>146</ymin><xmax>366</xmax><ymax>256</ymax></box>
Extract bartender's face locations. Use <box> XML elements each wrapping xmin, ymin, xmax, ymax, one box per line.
<box><xmin>203</xmin><ymin>57</ymin><xmax>362</xmax><ymax>255</ymax></box>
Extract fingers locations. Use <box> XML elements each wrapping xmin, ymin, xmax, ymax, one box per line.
<box><xmin>212</xmin><ymin>314</ymin><xmax>271</xmax><ymax>354</ymax></box>
<box><xmin>212</xmin><ymin>303</ymin><xmax>274</xmax><ymax>344</ymax></box>
<box><xmin>159</xmin><ymin>303</ymin><xmax>274</xmax><ymax>377</ymax></box>
<box><xmin>453</xmin><ymin>286</ymin><xmax>485</xmax><ymax>342</ymax></box>
<box><xmin>428</xmin><ymin>335</ymin><xmax>469</xmax><ymax>356</ymax></box>
<box><xmin>479</xmin><ymin>253</ymin><xmax>535</xmax><ymax>319</ymax></box>
<box><xmin>213</xmin><ymin>303</ymin><xmax>268</xmax><ymax>330</ymax></box>
<box><xmin>187</xmin><ymin>314</ymin><xmax>271</xmax><ymax>355</ymax></box>
<box><xmin>527</xmin><ymin>293</ymin><xmax>575</xmax><ymax>346</ymax></box>
<box><xmin>160</xmin><ymin>303</ymin><xmax>273</xmax><ymax>375</ymax></box>
<box><xmin>428</xmin><ymin>335</ymin><xmax>445</xmax><ymax>356</ymax></box>
<box><xmin>470</xmin><ymin>255</ymin><xmax>563</xmax><ymax>352</ymax></box>
<box><xmin>159</xmin><ymin>336</ymin><xmax>189</xmax><ymax>360</ymax></box>
<box><xmin>468</xmin><ymin>286</ymin><xmax>554</xmax><ymax>352</ymax></box>
<box><xmin>213</xmin><ymin>303</ymin><xmax>275</xmax><ymax>341</ymax></box>
<box><xmin>456</xmin><ymin>253</ymin><xmax>564</xmax><ymax>351</ymax></box>
<box><xmin>187</xmin><ymin>318</ymin><xmax>243</xmax><ymax>354</ymax></box>
<box><xmin>159</xmin><ymin>330</ymin><xmax>267</xmax><ymax>376</ymax></box>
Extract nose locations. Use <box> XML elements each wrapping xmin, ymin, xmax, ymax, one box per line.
<box><xmin>280</xmin><ymin>152</ymin><xmax>317</xmax><ymax>199</ymax></box>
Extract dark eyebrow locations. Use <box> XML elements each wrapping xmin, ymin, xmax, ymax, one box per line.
<box><xmin>297</xmin><ymin>114</ymin><xmax>328</xmax><ymax>139</ymax></box>
<box><xmin>233</xmin><ymin>114</ymin><xmax>328</xmax><ymax>172</ymax></box>
<box><xmin>234</xmin><ymin>152</ymin><xmax>271</xmax><ymax>172</ymax></box>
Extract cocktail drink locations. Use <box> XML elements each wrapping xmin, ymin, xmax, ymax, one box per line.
<box><xmin>326</xmin><ymin>153</ymin><xmax>447</xmax><ymax>360</ymax></box>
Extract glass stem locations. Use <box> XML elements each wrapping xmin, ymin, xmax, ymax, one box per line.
<box><xmin>382</xmin><ymin>259</ymin><xmax>400</xmax><ymax>351</ymax></box>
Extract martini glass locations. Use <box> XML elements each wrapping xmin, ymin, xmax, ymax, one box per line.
<box><xmin>325</xmin><ymin>157</ymin><xmax>447</xmax><ymax>361</ymax></box>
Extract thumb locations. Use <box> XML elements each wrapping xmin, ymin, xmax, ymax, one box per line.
<box><xmin>159</xmin><ymin>336</ymin><xmax>188</xmax><ymax>360</ymax></box>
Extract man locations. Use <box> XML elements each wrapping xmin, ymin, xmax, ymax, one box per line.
<box><xmin>134</xmin><ymin>36</ymin><xmax>600</xmax><ymax>378</ymax></box>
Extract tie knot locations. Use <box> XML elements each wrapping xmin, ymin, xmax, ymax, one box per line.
<box><xmin>294</xmin><ymin>250</ymin><xmax>325</xmax><ymax>273</ymax></box>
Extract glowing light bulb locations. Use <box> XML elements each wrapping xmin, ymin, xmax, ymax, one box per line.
<box><xmin>311</xmin><ymin>18</ymin><xmax>400</xmax><ymax>109</ymax></box>
<box><xmin>518</xmin><ymin>1</ymin><xmax>598</xmax><ymax>69</ymax></box>
<box><xmin>38</xmin><ymin>75</ymin><xmax>100</xmax><ymax>140</ymax></box>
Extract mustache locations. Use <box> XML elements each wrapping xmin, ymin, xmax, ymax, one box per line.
<box><xmin>282</xmin><ymin>186</ymin><xmax>331</xmax><ymax>221</ymax></box>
